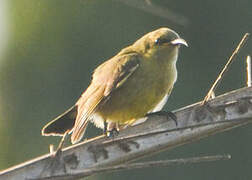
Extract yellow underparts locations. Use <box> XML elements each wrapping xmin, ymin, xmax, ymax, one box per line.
<box><xmin>97</xmin><ymin>53</ymin><xmax>177</xmax><ymax>127</ymax></box>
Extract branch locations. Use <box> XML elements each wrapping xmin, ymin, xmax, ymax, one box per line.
<box><xmin>1</xmin><ymin>86</ymin><xmax>252</xmax><ymax>180</ymax></box>
<box><xmin>34</xmin><ymin>154</ymin><xmax>231</xmax><ymax>179</ymax></box>
<box><xmin>77</xmin><ymin>154</ymin><xmax>231</xmax><ymax>176</ymax></box>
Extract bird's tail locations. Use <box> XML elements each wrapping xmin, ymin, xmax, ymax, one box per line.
<box><xmin>41</xmin><ymin>105</ymin><xmax>77</xmax><ymax>136</ymax></box>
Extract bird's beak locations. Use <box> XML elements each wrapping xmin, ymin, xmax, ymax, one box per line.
<box><xmin>171</xmin><ymin>38</ymin><xmax>188</xmax><ymax>47</ymax></box>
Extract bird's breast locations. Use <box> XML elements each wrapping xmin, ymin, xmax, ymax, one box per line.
<box><xmin>96</xmin><ymin>58</ymin><xmax>177</xmax><ymax>125</ymax></box>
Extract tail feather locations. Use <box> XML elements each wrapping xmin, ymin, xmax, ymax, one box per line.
<box><xmin>41</xmin><ymin>105</ymin><xmax>77</xmax><ymax>136</ymax></box>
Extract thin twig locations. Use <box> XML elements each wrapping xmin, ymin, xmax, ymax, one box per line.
<box><xmin>202</xmin><ymin>33</ymin><xmax>250</xmax><ymax>104</ymax></box>
<box><xmin>49</xmin><ymin>145</ymin><xmax>54</xmax><ymax>155</ymax></box>
<box><xmin>247</xmin><ymin>55</ymin><xmax>251</xmax><ymax>87</ymax></box>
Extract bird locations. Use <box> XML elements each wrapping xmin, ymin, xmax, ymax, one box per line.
<box><xmin>41</xmin><ymin>27</ymin><xmax>188</xmax><ymax>144</ymax></box>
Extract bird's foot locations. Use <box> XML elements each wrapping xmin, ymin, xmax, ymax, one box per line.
<box><xmin>107</xmin><ymin>128</ymin><xmax>119</xmax><ymax>138</ymax></box>
<box><xmin>104</xmin><ymin>122</ymin><xmax>119</xmax><ymax>138</ymax></box>
<box><xmin>146</xmin><ymin>111</ymin><xmax>178</xmax><ymax>126</ymax></box>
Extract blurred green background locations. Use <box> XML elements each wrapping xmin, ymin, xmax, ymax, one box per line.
<box><xmin>0</xmin><ymin>0</ymin><xmax>251</xmax><ymax>179</ymax></box>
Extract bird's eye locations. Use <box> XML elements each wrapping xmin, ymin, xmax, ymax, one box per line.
<box><xmin>154</xmin><ymin>38</ymin><xmax>170</xmax><ymax>45</ymax></box>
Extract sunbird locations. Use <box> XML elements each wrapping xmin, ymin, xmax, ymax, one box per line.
<box><xmin>42</xmin><ymin>27</ymin><xmax>188</xmax><ymax>144</ymax></box>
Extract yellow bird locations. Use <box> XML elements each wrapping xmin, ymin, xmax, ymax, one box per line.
<box><xmin>42</xmin><ymin>27</ymin><xmax>188</xmax><ymax>144</ymax></box>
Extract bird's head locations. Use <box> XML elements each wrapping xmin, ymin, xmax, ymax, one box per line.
<box><xmin>133</xmin><ymin>27</ymin><xmax>188</xmax><ymax>61</ymax></box>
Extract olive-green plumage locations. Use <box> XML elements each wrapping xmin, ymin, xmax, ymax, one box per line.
<box><xmin>42</xmin><ymin>27</ymin><xmax>187</xmax><ymax>144</ymax></box>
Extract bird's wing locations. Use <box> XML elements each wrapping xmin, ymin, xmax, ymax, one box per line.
<box><xmin>71</xmin><ymin>53</ymin><xmax>140</xmax><ymax>143</ymax></box>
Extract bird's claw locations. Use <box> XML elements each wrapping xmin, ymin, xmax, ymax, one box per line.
<box><xmin>107</xmin><ymin>128</ymin><xmax>119</xmax><ymax>138</ymax></box>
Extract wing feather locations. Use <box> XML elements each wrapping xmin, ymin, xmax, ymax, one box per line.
<box><xmin>71</xmin><ymin>53</ymin><xmax>140</xmax><ymax>143</ymax></box>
